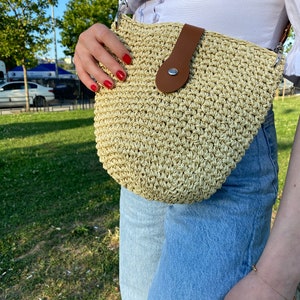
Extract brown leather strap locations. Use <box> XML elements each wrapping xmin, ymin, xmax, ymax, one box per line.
<box><xmin>279</xmin><ymin>21</ymin><xmax>291</xmax><ymax>45</ymax></box>
<box><xmin>155</xmin><ymin>24</ymin><xmax>205</xmax><ymax>93</ymax></box>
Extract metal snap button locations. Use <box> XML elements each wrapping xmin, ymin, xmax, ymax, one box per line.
<box><xmin>168</xmin><ymin>68</ymin><xmax>178</xmax><ymax>76</ymax></box>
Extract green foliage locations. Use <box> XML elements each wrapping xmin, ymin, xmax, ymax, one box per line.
<box><xmin>60</xmin><ymin>0</ymin><xmax>118</xmax><ymax>56</ymax></box>
<box><xmin>0</xmin><ymin>0</ymin><xmax>58</xmax><ymax>67</ymax></box>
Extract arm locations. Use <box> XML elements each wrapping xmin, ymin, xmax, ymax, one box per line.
<box><xmin>74</xmin><ymin>23</ymin><xmax>132</xmax><ymax>92</ymax></box>
<box><xmin>225</xmin><ymin>118</ymin><xmax>300</xmax><ymax>300</ymax></box>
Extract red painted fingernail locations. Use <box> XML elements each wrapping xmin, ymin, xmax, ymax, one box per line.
<box><xmin>91</xmin><ymin>84</ymin><xmax>98</xmax><ymax>92</ymax></box>
<box><xmin>103</xmin><ymin>80</ymin><xmax>113</xmax><ymax>89</ymax></box>
<box><xmin>122</xmin><ymin>54</ymin><xmax>132</xmax><ymax>65</ymax></box>
<box><xmin>116</xmin><ymin>70</ymin><xmax>126</xmax><ymax>81</ymax></box>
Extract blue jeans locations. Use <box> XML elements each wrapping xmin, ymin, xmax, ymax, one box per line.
<box><xmin>119</xmin><ymin>110</ymin><xmax>278</xmax><ymax>300</ymax></box>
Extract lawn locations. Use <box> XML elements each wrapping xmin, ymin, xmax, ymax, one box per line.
<box><xmin>0</xmin><ymin>110</ymin><xmax>120</xmax><ymax>299</ymax></box>
<box><xmin>0</xmin><ymin>95</ymin><xmax>299</xmax><ymax>299</ymax></box>
<box><xmin>273</xmin><ymin>95</ymin><xmax>300</xmax><ymax>208</ymax></box>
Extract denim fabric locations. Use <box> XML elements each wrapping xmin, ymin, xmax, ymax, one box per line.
<box><xmin>119</xmin><ymin>188</ymin><xmax>168</xmax><ymax>299</ymax></box>
<box><xmin>119</xmin><ymin>110</ymin><xmax>278</xmax><ymax>300</ymax></box>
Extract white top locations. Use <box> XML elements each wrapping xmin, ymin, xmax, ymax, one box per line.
<box><xmin>124</xmin><ymin>0</ymin><xmax>300</xmax><ymax>75</ymax></box>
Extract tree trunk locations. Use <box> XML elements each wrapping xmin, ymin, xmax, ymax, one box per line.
<box><xmin>22</xmin><ymin>64</ymin><xmax>30</xmax><ymax>112</ymax></box>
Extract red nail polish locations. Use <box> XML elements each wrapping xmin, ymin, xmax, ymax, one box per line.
<box><xmin>91</xmin><ymin>84</ymin><xmax>98</xmax><ymax>92</ymax></box>
<box><xmin>122</xmin><ymin>54</ymin><xmax>132</xmax><ymax>65</ymax></box>
<box><xmin>103</xmin><ymin>80</ymin><xmax>113</xmax><ymax>89</ymax></box>
<box><xmin>116</xmin><ymin>70</ymin><xmax>126</xmax><ymax>81</ymax></box>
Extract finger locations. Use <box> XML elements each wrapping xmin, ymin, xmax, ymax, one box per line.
<box><xmin>75</xmin><ymin>25</ymin><xmax>132</xmax><ymax>88</ymax></box>
<box><xmin>82</xmin><ymin>25</ymin><xmax>131</xmax><ymax>82</ymax></box>
<box><xmin>74</xmin><ymin>52</ymin><xmax>114</xmax><ymax>92</ymax></box>
<box><xmin>87</xmin><ymin>44</ymin><xmax>128</xmax><ymax>83</ymax></box>
<box><xmin>91</xmin><ymin>24</ymin><xmax>132</xmax><ymax>65</ymax></box>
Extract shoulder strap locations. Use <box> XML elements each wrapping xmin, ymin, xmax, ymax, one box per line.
<box><xmin>280</xmin><ymin>21</ymin><xmax>291</xmax><ymax>45</ymax></box>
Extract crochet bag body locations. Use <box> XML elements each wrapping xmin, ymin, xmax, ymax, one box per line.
<box><xmin>94</xmin><ymin>15</ymin><xmax>284</xmax><ymax>204</ymax></box>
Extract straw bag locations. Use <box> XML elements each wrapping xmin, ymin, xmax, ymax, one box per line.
<box><xmin>94</xmin><ymin>14</ymin><xmax>285</xmax><ymax>204</ymax></box>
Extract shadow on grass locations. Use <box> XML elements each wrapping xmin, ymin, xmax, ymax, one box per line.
<box><xmin>277</xmin><ymin>140</ymin><xmax>294</xmax><ymax>152</ymax></box>
<box><xmin>0</xmin><ymin>117</ymin><xmax>94</xmax><ymax>140</ymax></box>
<box><xmin>281</xmin><ymin>108</ymin><xmax>298</xmax><ymax>115</ymax></box>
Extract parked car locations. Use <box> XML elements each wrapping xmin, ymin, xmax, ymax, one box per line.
<box><xmin>278</xmin><ymin>78</ymin><xmax>295</xmax><ymax>96</ymax></box>
<box><xmin>53</xmin><ymin>84</ymin><xmax>78</xmax><ymax>101</ymax></box>
<box><xmin>0</xmin><ymin>81</ymin><xmax>55</xmax><ymax>108</ymax></box>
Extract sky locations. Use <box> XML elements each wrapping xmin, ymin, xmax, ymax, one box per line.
<box><xmin>45</xmin><ymin>0</ymin><xmax>69</xmax><ymax>59</ymax></box>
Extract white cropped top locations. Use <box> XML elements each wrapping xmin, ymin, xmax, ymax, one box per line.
<box><xmin>124</xmin><ymin>0</ymin><xmax>300</xmax><ymax>75</ymax></box>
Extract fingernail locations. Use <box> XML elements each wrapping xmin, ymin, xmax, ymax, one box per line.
<box><xmin>103</xmin><ymin>80</ymin><xmax>113</xmax><ymax>89</ymax></box>
<box><xmin>91</xmin><ymin>84</ymin><xmax>98</xmax><ymax>92</ymax></box>
<box><xmin>122</xmin><ymin>54</ymin><xmax>132</xmax><ymax>65</ymax></box>
<box><xmin>116</xmin><ymin>70</ymin><xmax>126</xmax><ymax>81</ymax></box>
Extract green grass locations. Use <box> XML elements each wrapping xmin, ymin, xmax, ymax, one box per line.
<box><xmin>274</xmin><ymin>95</ymin><xmax>300</xmax><ymax>208</ymax></box>
<box><xmin>0</xmin><ymin>96</ymin><xmax>299</xmax><ymax>299</ymax></box>
<box><xmin>0</xmin><ymin>110</ymin><xmax>120</xmax><ymax>299</ymax></box>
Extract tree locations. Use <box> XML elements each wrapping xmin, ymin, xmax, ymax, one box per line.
<box><xmin>0</xmin><ymin>0</ymin><xmax>58</xmax><ymax>111</ymax></box>
<box><xmin>60</xmin><ymin>0</ymin><xmax>118</xmax><ymax>56</ymax></box>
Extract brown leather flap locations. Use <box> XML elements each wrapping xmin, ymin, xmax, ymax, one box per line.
<box><xmin>155</xmin><ymin>24</ymin><xmax>205</xmax><ymax>93</ymax></box>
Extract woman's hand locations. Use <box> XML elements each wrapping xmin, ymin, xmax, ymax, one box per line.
<box><xmin>74</xmin><ymin>23</ymin><xmax>132</xmax><ymax>92</ymax></box>
<box><xmin>225</xmin><ymin>271</ymin><xmax>295</xmax><ymax>300</ymax></box>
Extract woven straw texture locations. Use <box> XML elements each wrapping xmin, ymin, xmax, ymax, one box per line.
<box><xmin>94</xmin><ymin>15</ymin><xmax>284</xmax><ymax>204</ymax></box>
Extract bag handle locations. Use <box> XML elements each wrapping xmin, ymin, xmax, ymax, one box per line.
<box><xmin>279</xmin><ymin>21</ymin><xmax>291</xmax><ymax>45</ymax></box>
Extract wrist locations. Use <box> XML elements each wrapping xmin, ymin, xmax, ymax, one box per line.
<box><xmin>251</xmin><ymin>265</ymin><xmax>296</xmax><ymax>300</ymax></box>
<box><xmin>253</xmin><ymin>257</ymin><xmax>299</xmax><ymax>300</ymax></box>
<box><xmin>256</xmin><ymin>216</ymin><xmax>300</xmax><ymax>290</ymax></box>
